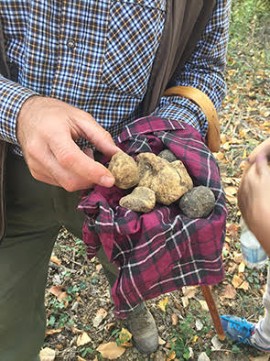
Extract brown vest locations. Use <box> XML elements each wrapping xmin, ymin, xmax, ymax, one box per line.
<box><xmin>0</xmin><ymin>0</ymin><xmax>216</xmax><ymax>239</ymax></box>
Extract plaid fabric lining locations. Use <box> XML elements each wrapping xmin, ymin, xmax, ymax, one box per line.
<box><xmin>79</xmin><ymin>116</ymin><xmax>227</xmax><ymax>318</ymax></box>
<box><xmin>0</xmin><ymin>0</ymin><xmax>230</xmax><ymax>153</ymax></box>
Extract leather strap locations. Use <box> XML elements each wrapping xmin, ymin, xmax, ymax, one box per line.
<box><xmin>164</xmin><ymin>86</ymin><xmax>220</xmax><ymax>152</ymax></box>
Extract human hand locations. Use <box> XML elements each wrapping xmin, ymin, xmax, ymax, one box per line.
<box><xmin>237</xmin><ymin>154</ymin><xmax>270</xmax><ymax>255</ymax></box>
<box><xmin>17</xmin><ymin>96</ymin><xmax>120</xmax><ymax>191</ymax></box>
<box><xmin>247</xmin><ymin>137</ymin><xmax>270</xmax><ymax>164</ymax></box>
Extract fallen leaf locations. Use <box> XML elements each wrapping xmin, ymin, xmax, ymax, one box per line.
<box><xmin>105</xmin><ymin>322</ymin><xmax>116</xmax><ymax>332</ymax></box>
<box><xmin>195</xmin><ymin>319</ymin><xmax>204</xmax><ymax>331</ymax></box>
<box><xmin>238</xmin><ymin>261</ymin><xmax>246</xmax><ymax>273</ymax></box>
<box><xmin>221</xmin><ymin>284</ymin><xmax>237</xmax><ymax>299</ymax></box>
<box><xmin>198</xmin><ymin>352</ymin><xmax>210</xmax><ymax>361</ymax></box>
<box><xmin>181</xmin><ymin>296</ymin><xmax>190</xmax><ymax>308</ymax></box>
<box><xmin>158</xmin><ymin>336</ymin><xmax>166</xmax><ymax>345</ymax></box>
<box><xmin>49</xmin><ymin>285</ymin><xmax>64</xmax><ymax>298</ymax></box>
<box><xmin>158</xmin><ymin>296</ymin><xmax>169</xmax><ymax>312</ymax></box>
<box><xmin>45</xmin><ymin>328</ymin><xmax>63</xmax><ymax>336</ymax></box>
<box><xmin>118</xmin><ymin>328</ymin><xmax>132</xmax><ymax>344</ymax></box>
<box><xmin>93</xmin><ymin>308</ymin><xmax>108</xmax><ymax>328</ymax></box>
<box><xmin>166</xmin><ymin>350</ymin><xmax>176</xmax><ymax>360</ymax></box>
<box><xmin>97</xmin><ymin>342</ymin><xmax>125</xmax><ymax>360</ymax></box>
<box><xmin>182</xmin><ymin>286</ymin><xmax>198</xmax><ymax>298</ymax></box>
<box><xmin>211</xmin><ymin>335</ymin><xmax>223</xmax><ymax>350</ymax></box>
<box><xmin>238</xmin><ymin>280</ymin><xmax>249</xmax><ymax>291</ymax></box>
<box><xmin>50</xmin><ymin>255</ymin><xmax>61</xmax><ymax>266</ymax></box>
<box><xmin>233</xmin><ymin>252</ymin><xmax>243</xmax><ymax>264</ymax></box>
<box><xmin>198</xmin><ymin>300</ymin><xmax>209</xmax><ymax>311</ymax></box>
<box><xmin>96</xmin><ymin>264</ymin><xmax>103</xmax><ymax>273</ymax></box>
<box><xmin>48</xmin><ymin>286</ymin><xmax>68</xmax><ymax>302</ymax></box>
<box><xmin>39</xmin><ymin>347</ymin><xmax>56</xmax><ymax>361</ymax></box>
<box><xmin>77</xmin><ymin>332</ymin><xmax>91</xmax><ymax>347</ymax></box>
<box><xmin>171</xmin><ymin>313</ymin><xmax>178</xmax><ymax>326</ymax></box>
<box><xmin>232</xmin><ymin>274</ymin><xmax>244</xmax><ymax>288</ymax></box>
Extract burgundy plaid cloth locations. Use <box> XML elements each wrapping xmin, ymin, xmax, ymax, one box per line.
<box><xmin>78</xmin><ymin>116</ymin><xmax>227</xmax><ymax>319</ymax></box>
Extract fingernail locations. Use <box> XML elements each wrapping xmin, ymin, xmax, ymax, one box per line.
<box><xmin>100</xmin><ymin>175</ymin><xmax>115</xmax><ymax>187</ymax></box>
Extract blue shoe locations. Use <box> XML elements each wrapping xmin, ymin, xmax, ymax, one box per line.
<box><xmin>220</xmin><ymin>315</ymin><xmax>270</xmax><ymax>352</ymax></box>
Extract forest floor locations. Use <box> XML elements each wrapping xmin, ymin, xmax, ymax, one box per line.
<box><xmin>42</xmin><ymin>12</ymin><xmax>270</xmax><ymax>361</ymax></box>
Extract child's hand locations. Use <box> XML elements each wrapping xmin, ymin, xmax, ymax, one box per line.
<box><xmin>238</xmin><ymin>154</ymin><xmax>270</xmax><ymax>255</ymax></box>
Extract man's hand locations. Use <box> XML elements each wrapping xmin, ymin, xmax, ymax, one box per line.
<box><xmin>17</xmin><ymin>96</ymin><xmax>120</xmax><ymax>191</ymax></box>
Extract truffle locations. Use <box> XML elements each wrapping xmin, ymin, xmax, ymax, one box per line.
<box><xmin>179</xmin><ymin>186</ymin><xmax>215</xmax><ymax>218</ymax></box>
<box><xmin>158</xmin><ymin>149</ymin><xmax>177</xmax><ymax>162</ymax></box>
<box><xmin>119</xmin><ymin>186</ymin><xmax>156</xmax><ymax>213</ymax></box>
<box><xmin>108</xmin><ymin>152</ymin><xmax>139</xmax><ymax>189</ymax></box>
<box><xmin>137</xmin><ymin>152</ymin><xmax>193</xmax><ymax>205</ymax></box>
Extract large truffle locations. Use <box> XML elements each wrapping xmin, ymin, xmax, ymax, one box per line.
<box><xmin>179</xmin><ymin>186</ymin><xmax>215</xmax><ymax>218</ymax></box>
<box><xmin>137</xmin><ymin>153</ymin><xmax>193</xmax><ymax>205</ymax></box>
<box><xmin>108</xmin><ymin>152</ymin><xmax>139</xmax><ymax>189</ymax></box>
<box><xmin>119</xmin><ymin>186</ymin><xmax>156</xmax><ymax>213</ymax></box>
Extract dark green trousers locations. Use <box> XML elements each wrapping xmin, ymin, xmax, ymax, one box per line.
<box><xmin>0</xmin><ymin>151</ymin><xmax>118</xmax><ymax>361</ymax></box>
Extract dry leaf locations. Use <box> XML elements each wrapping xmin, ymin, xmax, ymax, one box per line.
<box><xmin>232</xmin><ymin>274</ymin><xmax>244</xmax><ymax>288</ymax></box>
<box><xmin>181</xmin><ymin>296</ymin><xmax>190</xmax><ymax>308</ymax></box>
<box><xmin>221</xmin><ymin>284</ymin><xmax>237</xmax><ymax>299</ymax></box>
<box><xmin>93</xmin><ymin>308</ymin><xmax>108</xmax><ymax>328</ymax></box>
<box><xmin>50</xmin><ymin>255</ymin><xmax>61</xmax><ymax>266</ymax></box>
<box><xmin>45</xmin><ymin>328</ymin><xmax>62</xmax><ymax>336</ymax></box>
<box><xmin>97</xmin><ymin>342</ymin><xmax>125</xmax><ymax>360</ymax></box>
<box><xmin>238</xmin><ymin>280</ymin><xmax>249</xmax><ymax>291</ymax></box>
<box><xmin>49</xmin><ymin>285</ymin><xmax>68</xmax><ymax>302</ymax></box>
<box><xmin>96</xmin><ymin>264</ymin><xmax>103</xmax><ymax>273</ymax></box>
<box><xmin>158</xmin><ymin>336</ymin><xmax>166</xmax><ymax>345</ymax></box>
<box><xmin>198</xmin><ymin>352</ymin><xmax>210</xmax><ymax>361</ymax></box>
<box><xmin>182</xmin><ymin>286</ymin><xmax>198</xmax><ymax>298</ymax></box>
<box><xmin>118</xmin><ymin>328</ymin><xmax>132</xmax><ymax>344</ymax></box>
<box><xmin>158</xmin><ymin>296</ymin><xmax>169</xmax><ymax>312</ymax></box>
<box><xmin>225</xmin><ymin>186</ymin><xmax>237</xmax><ymax>197</ymax></box>
<box><xmin>198</xmin><ymin>300</ymin><xmax>208</xmax><ymax>311</ymax></box>
<box><xmin>233</xmin><ymin>252</ymin><xmax>243</xmax><ymax>264</ymax></box>
<box><xmin>195</xmin><ymin>319</ymin><xmax>204</xmax><ymax>331</ymax></box>
<box><xmin>238</xmin><ymin>261</ymin><xmax>246</xmax><ymax>273</ymax></box>
<box><xmin>39</xmin><ymin>347</ymin><xmax>56</xmax><ymax>361</ymax></box>
<box><xmin>171</xmin><ymin>313</ymin><xmax>178</xmax><ymax>326</ymax></box>
<box><xmin>105</xmin><ymin>322</ymin><xmax>116</xmax><ymax>332</ymax></box>
<box><xmin>77</xmin><ymin>332</ymin><xmax>91</xmax><ymax>347</ymax></box>
<box><xmin>49</xmin><ymin>285</ymin><xmax>64</xmax><ymax>298</ymax></box>
<box><xmin>166</xmin><ymin>350</ymin><xmax>176</xmax><ymax>360</ymax></box>
<box><xmin>211</xmin><ymin>335</ymin><xmax>223</xmax><ymax>350</ymax></box>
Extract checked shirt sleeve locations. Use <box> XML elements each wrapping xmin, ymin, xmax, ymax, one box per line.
<box><xmin>152</xmin><ymin>0</ymin><xmax>231</xmax><ymax>138</ymax></box>
<box><xmin>0</xmin><ymin>75</ymin><xmax>38</xmax><ymax>144</ymax></box>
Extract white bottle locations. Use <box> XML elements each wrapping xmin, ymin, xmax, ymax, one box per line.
<box><xmin>240</xmin><ymin>217</ymin><xmax>268</xmax><ymax>269</ymax></box>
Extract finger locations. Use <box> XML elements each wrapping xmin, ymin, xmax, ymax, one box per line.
<box><xmin>49</xmin><ymin>136</ymin><xmax>115</xmax><ymax>189</ymax></box>
<box><xmin>83</xmin><ymin>147</ymin><xmax>94</xmax><ymax>159</ymax></box>
<box><xmin>248</xmin><ymin>138</ymin><xmax>270</xmax><ymax>163</ymax></box>
<box><xmin>74</xmin><ymin>114</ymin><xmax>120</xmax><ymax>157</ymax></box>
<box><xmin>255</xmin><ymin>154</ymin><xmax>270</xmax><ymax>176</ymax></box>
<box><xmin>29</xmin><ymin>149</ymin><xmax>95</xmax><ymax>191</ymax></box>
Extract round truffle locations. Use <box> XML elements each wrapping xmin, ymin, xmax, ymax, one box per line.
<box><xmin>179</xmin><ymin>186</ymin><xmax>215</xmax><ymax>218</ymax></box>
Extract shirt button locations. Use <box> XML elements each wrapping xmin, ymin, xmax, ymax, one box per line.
<box><xmin>67</xmin><ymin>39</ymin><xmax>76</xmax><ymax>49</ymax></box>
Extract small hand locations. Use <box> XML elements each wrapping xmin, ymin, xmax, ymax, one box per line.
<box><xmin>238</xmin><ymin>154</ymin><xmax>270</xmax><ymax>255</ymax></box>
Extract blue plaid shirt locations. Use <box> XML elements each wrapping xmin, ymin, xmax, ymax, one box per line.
<box><xmin>0</xmin><ymin>0</ymin><xmax>231</xmax><ymax>152</ymax></box>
